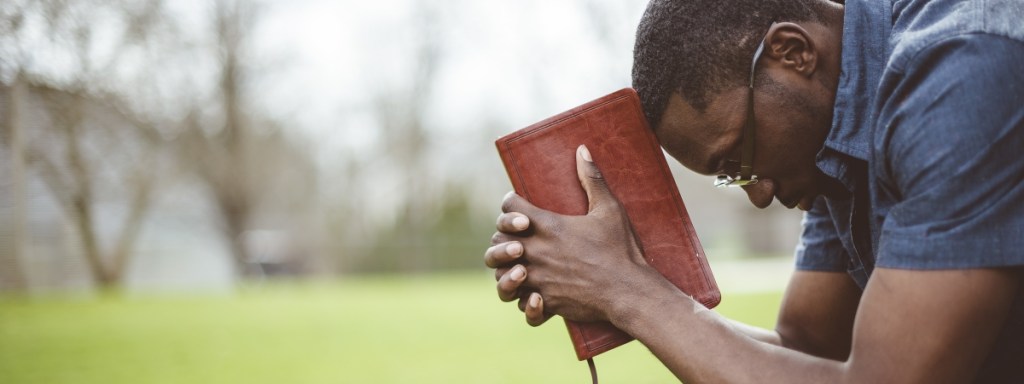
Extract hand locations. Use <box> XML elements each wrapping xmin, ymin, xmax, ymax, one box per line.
<box><xmin>485</xmin><ymin>209</ymin><xmax>552</xmax><ymax>326</ymax></box>
<box><xmin>485</xmin><ymin>145</ymin><xmax>662</xmax><ymax>325</ymax></box>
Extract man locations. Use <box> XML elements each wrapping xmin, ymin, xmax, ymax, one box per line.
<box><xmin>484</xmin><ymin>0</ymin><xmax>1024</xmax><ymax>382</ymax></box>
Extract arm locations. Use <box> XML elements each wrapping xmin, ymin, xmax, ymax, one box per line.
<box><xmin>728</xmin><ymin>270</ymin><xmax>860</xmax><ymax>361</ymax></box>
<box><xmin>486</xmin><ymin>146</ymin><xmax>860</xmax><ymax>359</ymax></box>
<box><xmin>485</xmin><ymin>146</ymin><xmax>1018</xmax><ymax>383</ymax></box>
<box><xmin>488</xmin><ymin>246</ymin><xmax>861</xmax><ymax>361</ymax></box>
<box><xmin>618</xmin><ymin>267</ymin><xmax>1018</xmax><ymax>383</ymax></box>
<box><xmin>485</xmin><ymin>34</ymin><xmax>1024</xmax><ymax>383</ymax></box>
<box><xmin>774</xmin><ymin>270</ymin><xmax>860</xmax><ymax>360</ymax></box>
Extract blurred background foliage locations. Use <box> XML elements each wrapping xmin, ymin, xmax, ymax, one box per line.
<box><xmin>0</xmin><ymin>0</ymin><xmax>802</xmax><ymax>382</ymax></box>
<box><xmin>0</xmin><ymin>0</ymin><xmax>802</xmax><ymax>292</ymax></box>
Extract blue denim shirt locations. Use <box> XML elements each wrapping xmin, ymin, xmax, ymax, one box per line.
<box><xmin>795</xmin><ymin>0</ymin><xmax>1024</xmax><ymax>380</ymax></box>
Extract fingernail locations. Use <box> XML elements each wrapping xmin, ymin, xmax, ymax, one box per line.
<box><xmin>578</xmin><ymin>145</ymin><xmax>592</xmax><ymax>162</ymax></box>
<box><xmin>529</xmin><ymin>293</ymin><xmax>541</xmax><ymax>309</ymax></box>
<box><xmin>512</xmin><ymin>216</ymin><xmax>529</xmax><ymax>230</ymax></box>
<box><xmin>506</xmin><ymin>242</ymin><xmax>522</xmax><ymax>256</ymax></box>
<box><xmin>510</xmin><ymin>266</ymin><xmax>525</xmax><ymax>281</ymax></box>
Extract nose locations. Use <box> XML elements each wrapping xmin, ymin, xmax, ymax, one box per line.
<box><xmin>742</xmin><ymin>179</ymin><xmax>776</xmax><ymax>209</ymax></box>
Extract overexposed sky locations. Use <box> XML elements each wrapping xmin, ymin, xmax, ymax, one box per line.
<box><xmin>241</xmin><ymin>0</ymin><xmax>651</xmax><ymax>222</ymax></box>
<box><xmin>252</xmin><ymin>0</ymin><xmax>648</xmax><ymax>154</ymax></box>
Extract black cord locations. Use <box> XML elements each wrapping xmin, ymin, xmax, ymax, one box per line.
<box><xmin>587</xmin><ymin>357</ymin><xmax>599</xmax><ymax>384</ymax></box>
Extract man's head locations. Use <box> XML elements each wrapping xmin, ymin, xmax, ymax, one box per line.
<box><xmin>633</xmin><ymin>0</ymin><xmax>845</xmax><ymax>210</ymax></box>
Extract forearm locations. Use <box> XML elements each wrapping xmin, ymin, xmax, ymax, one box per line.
<box><xmin>611</xmin><ymin>282</ymin><xmax>846</xmax><ymax>383</ymax></box>
<box><xmin>728</xmin><ymin>319</ymin><xmax>782</xmax><ymax>346</ymax></box>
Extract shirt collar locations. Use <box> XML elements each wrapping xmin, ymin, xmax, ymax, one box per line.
<box><xmin>817</xmin><ymin>0</ymin><xmax>892</xmax><ymax>188</ymax></box>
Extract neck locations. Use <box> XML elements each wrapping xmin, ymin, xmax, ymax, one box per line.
<box><xmin>816</xmin><ymin>3</ymin><xmax>846</xmax><ymax>94</ymax></box>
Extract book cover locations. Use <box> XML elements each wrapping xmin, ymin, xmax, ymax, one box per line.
<box><xmin>494</xmin><ymin>88</ymin><xmax>721</xmax><ymax>360</ymax></box>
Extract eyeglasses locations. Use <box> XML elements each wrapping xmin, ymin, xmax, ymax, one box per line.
<box><xmin>714</xmin><ymin>23</ymin><xmax>773</xmax><ymax>188</ymax></box>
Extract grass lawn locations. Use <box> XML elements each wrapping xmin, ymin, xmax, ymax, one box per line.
<box><xmin>0</xmin><ymin>272</ymin><xmax>782</xmax><ymax>383</ymax></box>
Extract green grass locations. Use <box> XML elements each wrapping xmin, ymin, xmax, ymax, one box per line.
<box><xmin>0</xmin><ymin>272</ymin><xmax>782</xmax><ymax>383</ymax></box>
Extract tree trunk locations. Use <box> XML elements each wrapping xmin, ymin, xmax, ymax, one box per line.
<box><xmin>221</xmin><ymin>196</ymin><xmax>255</xmax><ymax>277</ymax></box>
<box><xmin>1</xmin><ymin>76</ymin><xmax>28</xmax><ymax>291</ymax></box>
<box><xmin>109</xmin><ymin>167</ymin><xmax>156</xmax><ymax>282</ymax></box>
<box><xmin>64</xmin><ymin>94</ymin><xmax>118</xmax><ymax>288</ymax></box>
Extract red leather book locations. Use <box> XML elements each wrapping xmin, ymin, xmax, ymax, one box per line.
<box><xmin>495</xmin><ymin>88</ymin><xmax>721</xmax><ymax>360</ymax></box>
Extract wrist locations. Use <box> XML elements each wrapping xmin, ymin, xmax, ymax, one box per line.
<box><xmin>606</xmin><ymin>269</ymin><xmax>685</xmax><ymax>332</ymax></box>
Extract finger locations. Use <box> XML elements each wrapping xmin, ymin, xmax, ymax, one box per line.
<box><xmin>524</xmin><ymin>292</ymin><xmax>549</xmax><ymax>327</ymax></box>
<box><xmin>576</xmin><ymin>145</ymin><xmax>615</xmax><ymax>214</ymax></box>
<box><xmin>517</xmin><ymin>293</ymin><xmax>529</xmax><ymax>311</ymax></box>
<box><xmin>495</xmin><ymin>212</ymin><xmax>531</xmax><ymax>234</ymax></box>
<box><xmin>484</xmin><ymin>241</ymin><xmax>523</xmax><ymax>268</ymax></box>
<box><xmin>490</xmin><ymin>231</ymin><xmax>506</xmax><ymax>246</ymax></box>
<box><xmin>501</xmin><ymin>191</ymin><xmax>545</xmax><ymax>220</ymax></box>
<box><xmin>495</xmin><ymin>267</ymin><xmax>509</xmax><ymax>281</ymax></box>
<box><xmin>497</xmin><ymin>265</ymin><xmax>527</xmax><ymax>302</ymax></box>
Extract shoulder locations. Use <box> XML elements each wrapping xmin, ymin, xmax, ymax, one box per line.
<box><xmin>888</xmin><ymin>0</ymin><xmax>1024</xmax><ymax>73</ymax></box>
<box><xmin>869</xmin><ymin>32</ymin><xmax>1024</xmax><ymax>269</ymax></box>
<box><xmin>874</xmin><ymin>0</ymin><xmax>1024</xmax><ymax>170</ymax></box>
<box><xmin>873</xmin><ymin>33</ymin><xmax>1024</xmax><ymax>193</ymax></box>
<box><xmin>868</xmin><ymin>1</ymin><xmax>1024</xmax><ymax>269</ymax></box>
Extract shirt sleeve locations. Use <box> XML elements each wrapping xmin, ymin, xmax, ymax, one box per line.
<box><xmin>872</xmin><ymin>34</ymin><xmax>1024</xmax><ymax>269</ymax></box>
<box><xmin>795</xmin><ymin>196</ymin><xmax>848</xmax><ymax>272</ymax></box>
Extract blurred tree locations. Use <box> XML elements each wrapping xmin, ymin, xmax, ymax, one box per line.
<box><xmin>324</xmin><ymin>152</ymin><xmax>373</xmax><ymax>274</ymax></box>
<box><xmin>0</xmin><ymin>0</ymin><xmax>174</xmax><ymax>289</ymax></box>
<box><xmin>335</xmin><ymin>0</ymin><xmax>444</xmax><ymax>274</ymax></box>
<box><xmin>362</xmin><ymin>184</ymin><xmax>495</xmax><ymax>272</ymax></box>
<box><xmin>178</xmin><ymin>0</ymin><xmax>320</xmax><ymax>278</ymax></box>
<box><xmin>0</xmin><ymin>74</ymin><xmax>28</xmax><ymax>291</ymax></box>
<box><xmin>24</xmin><ymin>83</ymin><xmax>164</xmax><ymax>289</ymax></box>
<box><xmin>211</xmin><ymin>0</ymin><xmax>255</xmax><ymax>276</ymax></box>
<box><xmin>0</xmin><ymin>1</ymin><xmax>32</xmax><ymax>291</ymax></box>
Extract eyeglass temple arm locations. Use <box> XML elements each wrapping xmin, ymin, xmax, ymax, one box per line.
<box><xmin>740</xmin><ymin>30</ymin><xmax>769</xmax><ymax>180</ymax></box>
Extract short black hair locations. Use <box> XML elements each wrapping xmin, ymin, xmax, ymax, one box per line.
<box><xmin>632</xmin><ymin>0</ymin><xmax>832</xmax><ymax>127</ymax></box>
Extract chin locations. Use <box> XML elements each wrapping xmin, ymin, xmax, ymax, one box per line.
<box><xmin>796</xmin><ymin>195</ymin><xmax>818</xmax><ymax>211</ymax></box>
<box><xmin>774</xmin><ymin>193</ymin><xmax>800</xmax><ymax>209</ymax></box>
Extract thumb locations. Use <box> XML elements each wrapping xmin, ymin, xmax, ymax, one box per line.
<box><xmin>576</xmin><ymin>145</ymin><xmax>614</xmax><ymax>214</ymax></box>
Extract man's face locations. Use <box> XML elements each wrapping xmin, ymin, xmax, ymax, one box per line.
<box><xmin>654</xmin><ymin>83</ymin><xmax>834</xmax><ymax>210</ymax></box>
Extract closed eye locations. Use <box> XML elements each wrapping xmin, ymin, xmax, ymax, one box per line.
<box><xmin>722</xmin><ymin>159</ymin><xmax>741</xmax><ymax>174</ymax></box>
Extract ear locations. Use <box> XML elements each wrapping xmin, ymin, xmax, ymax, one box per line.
<box><xmin>762</xmin><ymin>22</ymin><xmax>817</xmax><ymax>77</ymax></box>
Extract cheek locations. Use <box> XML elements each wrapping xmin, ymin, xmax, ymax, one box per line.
<box><xmin>759</xmin><ymin>121</ymin><xmax>811</xmax><ymax>170</ymax></box>
<box><xmin>756</xmin><ymin>90</ymin><xmax>832</xmax><ymax>191</ymax></box>
<box><xmin>756</xmin><ymin>119</ymin><xmax>824</xmax><ymax>188</ymax></box>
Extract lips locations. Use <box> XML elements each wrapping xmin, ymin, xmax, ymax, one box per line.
<box><xmin>778</xmin><ymin>196</ymin><xmax>799</xmax><ymax>209</ymax></box>
<box><xmin>776</xmin><ymin>195</ymin><xmax>816</xmax><ymax>211</ymax></box>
